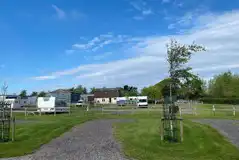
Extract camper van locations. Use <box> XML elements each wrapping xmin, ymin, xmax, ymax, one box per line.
<box><xmin>37</xmin><ymin>97</ymin><xmax>69</xmax><ymax>113</ymax></box>
<box><xmin>136</xmin><ymin>96</ymin><xmax>148</xmax><ymax>107</ymax></box>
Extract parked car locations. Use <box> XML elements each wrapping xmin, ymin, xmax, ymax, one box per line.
<box><xmin>76</xmin><ymin>100</ymin><xmax>84</xmax><ymax>107</ymax></box>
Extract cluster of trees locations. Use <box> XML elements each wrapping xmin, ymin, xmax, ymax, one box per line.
<box><xmin>19</xmin><ymin>90</ymin><xmax>47</xmax><ymax>98</ymax></box>
<box><xmin>207</xmin><ymin>71</ymin><xmax>239</xmax><ymax>98</ymax></box>
<box><xmin>119</xmin><ymin>85</ymin><xmax>138</xmax><ymax>97</ymax></box>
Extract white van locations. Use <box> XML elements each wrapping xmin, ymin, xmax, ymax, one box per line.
<box><xmin>136</xmin><ymin>96</ymin><xmax>148</xmax><ymax>107</ymax></box>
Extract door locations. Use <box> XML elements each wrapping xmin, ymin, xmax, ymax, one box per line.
<box><xmin>109</xmin><ymin>98</ymin><xmax>112</xmax><ymax>103</ymax></box>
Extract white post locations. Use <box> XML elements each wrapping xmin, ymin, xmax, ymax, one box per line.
<box><xmin>212</xmin><ymin>105</ymin><xmax>215</xmax><ymax>116</ymax></box>
<box><xmin>54</xmin><ymin>108</ymin><xmax>56</xmax><ymax>116</ymax></box>
<box><xmin>86</xmin><ymin>105</ymin><xmax>89</xmax><ymax>112</ymax></box>
<box><xmin>194</xmin><ymin>107</ymin><xmax>197</xmax><ymax>116</ymax></box>
<box><xmin>233</xmin><ymin>107</ymin><xmax>236</xmax><ymax>116</ymax></box>
<box><xmin>24</xmin><ymin>107</ymin><xmax>27</xmax><ymax>119</ymax></box>
<box><xmin>179</xmin><ymin>107</ymin><xmax>182</xmax><ymax>117</ymax></box>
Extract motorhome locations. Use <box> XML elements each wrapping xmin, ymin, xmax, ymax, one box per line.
<box><xmin>37</xmin><ymin>96</ymin><xmax>69</xmax><ymax>113</ymax></box>
<box><xmin>116</xmin><ymin>97</ymin><xmax>127</xmax><ymax>106</ymax></box>
<box><xmin>136</xmin><ymin>96</ymin><xmax>148</xmax><ymax>107</ymax></box>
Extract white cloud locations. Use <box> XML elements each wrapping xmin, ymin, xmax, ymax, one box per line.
<box><xmin>52</xmin><ymin>5</ymin><xmax>66</xmax><ymax>20</ymax></box>
<box><xmin>32</xmin><ymin>76</ymin><xmax>56</xmax><ymax>80</ymax></box>
<box><xmin>33</xmin><ymin>10</ymin><xmax>239</xmax><ymax>89</ymax></box>
<box><xmin>51</xmin><ymin>5</ymin><xmax>85</xmax><ymax>20</ymax></box>
<box><xmin>129</xmin><ymin>0</ymin><xmax>153</xmax><ymax>19</ymax></box>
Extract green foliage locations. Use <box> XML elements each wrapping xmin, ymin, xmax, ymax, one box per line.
<box><xmin>90</xmin><ymin>87</ymin><xmax>96</xmax><ymax>94</ymax></box>
<box><xmin>38</xmin><ymin>91</ymin><xmax>46</xmax><ymax>97</ymax></box>
<box><xmin>19</xmin><ymin>90</ymin><xmax>27</xmax><ymax>97</ymax></box>
<box><xmin>200</xmin><ymin>97</ymin><xmax>239</xmax><ymax>105</ymax></box>
<box><xmin>166</xmin><ymin>39</ymin><xmax>206</xmax><ymax>97</ymax></box>
<box><xmin>208</xmin><ymin>71</ymin><xmax>239</xmax><ymax>98</ymax></box>
<box><xmin>30</xmin><ymin>92</ymin><xmax>38</xmax><ymax>97</ymax></box>
<box><xmin>120</xmin><ymin>85</ymin><xmax>138</xmax><ymax>97</ymax></box>
<box><xmin>73</xmin><ymin>85</ymin><xmax>87</xmax><ymax>94</ymax></box>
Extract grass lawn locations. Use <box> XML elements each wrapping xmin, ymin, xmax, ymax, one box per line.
<box><xmin>0</xmin><ymin>109</ymin><xmax>100</xmax><ymax>158</ymax></box>
<box><xmin>114</xmin><ymin>115</ymin><xmax>239</xmax><ymax>160</ymax></box>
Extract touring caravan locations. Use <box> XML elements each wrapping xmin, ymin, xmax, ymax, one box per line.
<box><xmin>136</xmin><ymin>96</ymin><xmax>148</xmax><ymax>107</ymax></box>
<box><xmin>37</xmin><ymin>97</ymin><xmax>69</xmax><ymax>113</ymax></box>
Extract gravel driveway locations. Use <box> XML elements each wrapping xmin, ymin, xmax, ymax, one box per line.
<box><xmin>1</xmin><ymin>119</ymin><xmax>132</xmax><ymax>160</ymax></box>
<box><xmin>192</xmin><ymin>119</ymin><xmax>239</xmax><ymax>148</ymax></box>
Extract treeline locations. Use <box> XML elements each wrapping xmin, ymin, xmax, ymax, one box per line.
<box><xmin>141</xmin><ymin>71</ymin><xmax>239</xmax><ymax>104</ymax></box>
<box><xmin>18</xmin><ymin>85</ymin><xmax>138</xmax><ymax>97</ymax></box>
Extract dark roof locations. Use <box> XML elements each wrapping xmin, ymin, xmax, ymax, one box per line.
<box><xmin>50</xmin><ymin>89</ymin><xmax>71</xmax><ymax>94</ymax></box>
<box><xmin>94</xmin><ymin>88</ymin><xmax>120</xmax><ymax>98</ymax></box>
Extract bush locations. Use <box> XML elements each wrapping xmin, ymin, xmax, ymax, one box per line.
<box><xmin>200</xmin><ymin>97</ymin><xmax>239</xmax><ymax>105</ymax></box>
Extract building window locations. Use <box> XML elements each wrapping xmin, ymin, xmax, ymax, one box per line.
<box><xmin>102</xmin><ymin>99</ymin><xmax>105</xmax><ymax>102</ymax></box>
<box><xmin>15</xmin><ymin>101</ymin><xmax>18</xmax><ymax>103</ymax></box>
<box><xmin>114</xmin><ymin>98</ymin><xmax>116</xmax><ymax>100</ymax></box>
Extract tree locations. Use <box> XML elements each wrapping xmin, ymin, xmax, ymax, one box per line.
<box><xmin>73</xmin><ymin>85</ymin><xmax>87</xmax><ymax>94</ymax></box>
<box><xmin>120</xmin><ymin>85</ymin><xmax>138</xmax><ymax>96</ymax></box>
<box><xmin>207</xmin><ymin>71</ymin><xmax>239</xmax><ymax>98</ymax></box>
<box><xmin>19</xmin><ymin>90</ymin><xmax>27</xmax><ymax>98</ymax></box>
<box><xmin>38</xmin><ymin>91</ymin><xmax>46</xmax><ymax>97</ymax></box>
<box><xmin>166</xmin><ymin>39</ymin><xmax>206</xmax><ymax>99</ymax></box>
<box><xmin>30</xmin><ymin>92</ymin><xmax>38</xmax><ymax>97</ymax></box>
<box><xmin>90</xmin><ymin>87</ymin><xmax>96</xmax><ymax>94</ymax></box>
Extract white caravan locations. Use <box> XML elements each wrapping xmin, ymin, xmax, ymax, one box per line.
<box><xmin>37</xmin><ymin>97</ymin><xmax>69</xmax><ymax>113</ymax></box>
<box><xmin>136</xmin><ymin>96</ymin><xmax>148</xmax><ymax>107</ymax></box>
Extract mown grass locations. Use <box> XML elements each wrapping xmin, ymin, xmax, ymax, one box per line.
<box><xmin>0</xmin><ymin>109</ymin><xmax>101</xmax><ymax>158</ymax></box>
<box><xmin>114</xmin><ymin>115</ymin><xmax>239</xmax><ymax>160</ymax></box>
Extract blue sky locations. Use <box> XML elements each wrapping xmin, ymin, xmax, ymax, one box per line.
<box><xmin>1</xmin><ymin>0</ymin><xmax>239</xmax><ymax>94</ymax></box>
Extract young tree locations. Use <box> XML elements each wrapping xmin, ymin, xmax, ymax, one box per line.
<box><xmin>19</xmin><ymin>90</ymin><xmax>27</xmax><ymax>98</ymax></box>
<box><xmin>166</xmin><ymin>39</ymin><xmax>206</xmax><ymax>99</ymax></box>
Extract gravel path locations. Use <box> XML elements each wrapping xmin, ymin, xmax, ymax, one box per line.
<box><xmin>192</xmin><ymin>119</ymin><xmax>239</xmax><ymax>148</ymax></box>
<box><xmin>1</xmin><ymin>119</ymin><xmax>132</xmax><ymax>160</ymax></box>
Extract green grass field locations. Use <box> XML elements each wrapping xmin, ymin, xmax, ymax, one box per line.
<box><xmin>114</xmin><ymin>116</ymin><xmax>239</xmax><ymax>160</ymax></box>
<box><xmin>0</xmin><ymin>104</ymin><xmax>239</xmax><ymax>159</ymax></box>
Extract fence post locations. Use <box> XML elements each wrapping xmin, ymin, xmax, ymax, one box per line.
<box><xmin>179</xmin><ymin>107</ymin><xmax>182</xmax><ymax>117</ymax></box>
<box><xmin>161</xmin><ymin>119</ymin><xmax>164</xmax><ymax>141</ymax></box>
<box><xmin>24</xmin><ymin>107</ymin><xmax>27</xmax><ymax>119</ymax></box>
<box><xmin>101</xmin><ymin>105</ymin><xmax>103</xmax><ymax>115</ymax></box>
<box><xmin>11</xmin><ymin>117</ymin><xmax>15</xmax><ymax>142</ymax></box>
<box><xmin>194</xmin><ymin>107</ymin><xmax>197</xmax><ymax>116</ymax></box>
<box><xmin>233</xmin><ymin>107</ymin><xmax>236</xmax><ymax>116</ymax></box>
<box><xmin>69</xmin><ymin>107</ymin><xmax>71</xmax><ymax>115</ymax></box>
<box><xmin>54</xmin><ymin>108</ymin><xmax>56</xmax><ymax>116</ymax></box>
<box><xmin>39</xmin><ymin>108</ymin><xmax>42</xmax><ymax>116</ymax></box>
<box><xmin>212</xmin><ymin>105</ymin><xmax>215</xmax><ymax>116</ymax></box>
<box><xmin>180</xmin><ymin>119</ymin><xmax>183</xmax><ymax>142</ymax></box>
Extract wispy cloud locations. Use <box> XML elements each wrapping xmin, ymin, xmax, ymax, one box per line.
<box><xmin>32</xmin><ymin>10</ymin><xmax>239</xmax><ymax>89</ymax></box>
<box><xmin>129</xmin><ymin>0</ymin><xmax>153</xmax><ymax>20</ymax></box>
<box><xmin>93</xmin><ymin>52</ymin><xmax>113</xmax><ymax>61</ymax></box>
<box><xmin>51</xmin><ymin>4</ymin><xmax>85</xmax><ymax>20</ymax></box>
<box><xmin>52</xmin><ymin>5</ymin><xmax>66</xmax><ymax>20</ymax></box>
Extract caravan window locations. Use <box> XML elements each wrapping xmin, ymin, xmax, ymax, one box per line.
<box><xmin>15</xmin><ymin>101</ymin><xmax>18</xmax><ymax>103</ymax></box>
<box><xmin>139</xmin><ymin>99</ymin><xmax>147</xmax><ymax>102</ymax></box>
<box><xmin>43</xmin><ymin>97</ymin><xmax>50</xmax><ymax>101</ymax></box>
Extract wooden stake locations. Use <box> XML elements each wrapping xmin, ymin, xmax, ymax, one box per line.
<box><xmin>161</xmin><ymin>119</ymin><xmax>164</xmax><ymax>141</ymax></box>
<box><xmin>180</xmin><ymin>119</ymin><xmax>183</xmax><ymax>142</ymax></box>
<box><xmin>11</xmin><ymin>117</ymin><xmax>15</xmax><ymax>142</ymax></box>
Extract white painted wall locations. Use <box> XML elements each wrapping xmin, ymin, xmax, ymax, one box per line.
<box><xmin>94</xmin><ymin>97</ymin><xmax>117</xmax><ymax>104</ymax></box>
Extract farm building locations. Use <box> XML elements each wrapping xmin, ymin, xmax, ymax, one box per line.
<box><xmin>94</xmin><ymin>88</ymin><xmax>120</xmax><ymax>104</ymax></box>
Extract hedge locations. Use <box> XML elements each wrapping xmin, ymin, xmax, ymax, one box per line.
<box><xmin>200</xmin><ymin>97</ymin><xmax>239</xmax><ymax>105</ymax></box>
